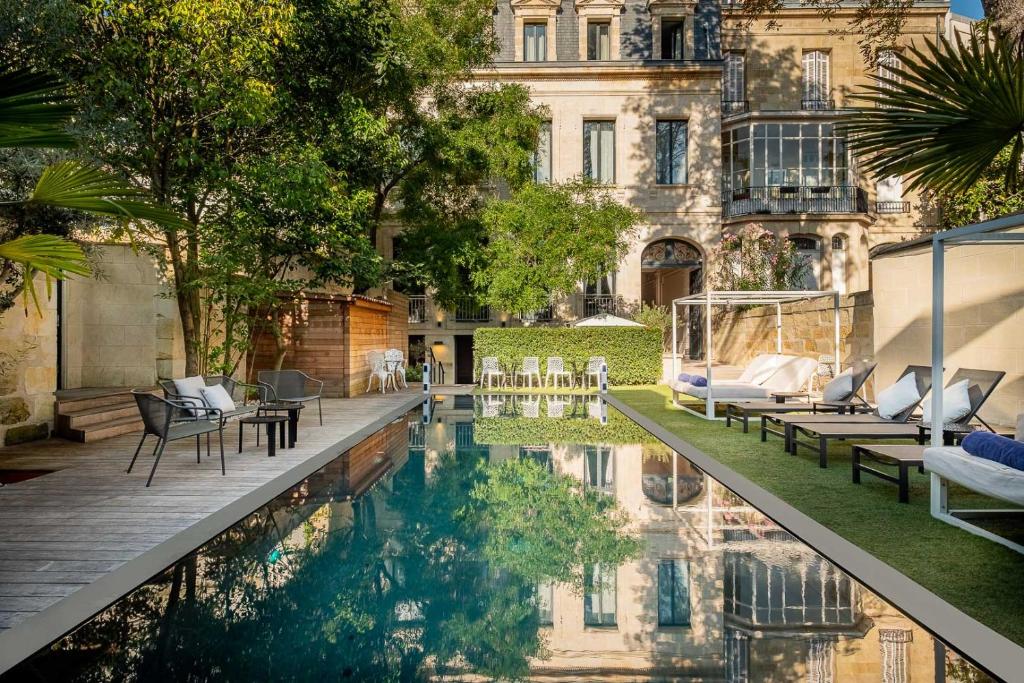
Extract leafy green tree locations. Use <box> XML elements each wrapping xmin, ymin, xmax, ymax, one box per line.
<box><xmin>474</xmin><ymin>179</ymin><xmax>642</xmax><ymax>313</ymax></box>
<box><xmin>707</xmin><ymin>222</ymin><xmax>809</xmax><ymax>292</ymax></box>
<box><xmin>938</xmin><ymin>145</ymin><xmax>1024</xmax><ymax>228</ymax></box>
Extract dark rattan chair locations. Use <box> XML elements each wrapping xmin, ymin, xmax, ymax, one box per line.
<box><xmin>257</xmin><ymin>370</ymin><xmax>324</xmax><ymax>425</ymax></box>
<box><xmin>128</xmin><ymin>390</ymin><xmax>225</xmax><ymax>487</ymax></box>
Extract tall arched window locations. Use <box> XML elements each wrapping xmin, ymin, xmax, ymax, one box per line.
<box><xmin>789</xmin><ymin>235</ymin><xmax>821</xmax><ymax>290</ymax></box>
<box><xmin>830</xmin><ymin>234</ymin><xmax>847</xmax><ymax>294</ymax></box>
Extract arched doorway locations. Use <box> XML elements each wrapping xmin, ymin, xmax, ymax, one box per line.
<box><xmin>641</xmin><ymin>238</ymin><xmax>704</xmax><ymax>358</ymax></box>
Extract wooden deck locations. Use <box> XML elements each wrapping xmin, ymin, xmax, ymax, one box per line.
<box><xmin>0</xmin><ymin>390</ymin><xmax>422</xmax><ymax>672</ymax></box>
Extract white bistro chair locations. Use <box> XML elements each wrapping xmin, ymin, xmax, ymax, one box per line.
<box><xmin>583</xmin><ymin>356</ymin><xmax>606</xmax><ymax>389</ymax></box>
<box><xmin>385</xmin><ymin>348</ymin><xmax>407</xmax><ymax>388</ymax></box>
<box><xmin>545</xmin><ymin>357</ymin><xmax>573</xmax><ymax>389</ymax></box>
<box><xmin>479</xmin><ymin>356</ymin><xmax>506</xmax><ymax>389</ymax></box>
<box><xmin>367</xmin><ymin>350</ymin><xmax>394</xmax><ymax>393</ymax></box>
<box><xmin>516</xmin><ymin>357</ymin><xmax>542</xmax><ymax>389</ymax></box>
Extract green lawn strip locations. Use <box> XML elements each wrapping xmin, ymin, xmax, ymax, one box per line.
<box><xmin>611</xmin><ymin>385</ymin><xmax>1024</xmax><ymax>646</ymax></box>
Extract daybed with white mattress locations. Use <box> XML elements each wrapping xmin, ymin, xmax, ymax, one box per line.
<box><xmin>670</xmin><ymin>354</ymin><xmax>818</xmax><ymax>418</ymax></box>
<box><xmin>926</xmin><ymin>441</ymin><xmax>1024</xmax><ymax>554</ymax></box>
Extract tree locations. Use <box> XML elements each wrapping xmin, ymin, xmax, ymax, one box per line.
<box><xmin>844</xmin><ymin>30</ymin><xmax>1024</xmax><ymax>195</ymax></box>
<box><xmin>0</xmin><ymin>65</ymin><xmax>182</xmax><ymax>315</ymax></box>
<box><xmin>474</xmin><ymin>179</ymin><xmax>642</xmax><ymax>314</ymax></box>
<box><xmin>707</xmin><ymin>223</ymin><xmax>808</xmax><ymax>292</ymax></box>
<box><xmin>937</xmin><ymin>145</ymin><xmax>1024</xmax><ymax>228</ymax></box>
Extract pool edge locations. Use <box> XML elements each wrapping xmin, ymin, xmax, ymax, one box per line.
<box><xmin>605</xmin><ymin>393</ymin><xmax>1024</xmax><ymax>680</ymax></box>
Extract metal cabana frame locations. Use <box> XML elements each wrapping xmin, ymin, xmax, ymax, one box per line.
<box><xmin>671</xmin><ymin>289</ymin><xmax>841</xmax><ymax>420</ymax></box>
<box><xmin>929</xmin><ymin>212</ymin><xmax>1024</xmax><ymax>552</ymax></box>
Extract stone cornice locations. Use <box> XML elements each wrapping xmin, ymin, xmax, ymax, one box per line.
<box><xmin>510</xmin><ymin>0</ymin><xmax>560</xmax><ymax>8</ymax></box>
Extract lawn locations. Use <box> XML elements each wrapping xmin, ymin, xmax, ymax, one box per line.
<box><xmin>611</xmin><ymin>385</ymin><xmax>1024</xmax><ymax>647</ymax></box>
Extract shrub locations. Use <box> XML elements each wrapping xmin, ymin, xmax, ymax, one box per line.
<box><xmin>473</xmin><ymin>327</ymin><xmax>661</xmax><ymax>385</ymax></box>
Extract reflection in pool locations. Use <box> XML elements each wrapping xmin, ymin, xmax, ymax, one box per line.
<box><xmin>7</xmin><ymin>394</ymin><xmax>989</xmax><ymax>682</ymax></box>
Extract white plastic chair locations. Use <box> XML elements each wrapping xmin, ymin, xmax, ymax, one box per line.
<box><xmin>547</xmin><ymin>395</ymin><xmax>569</xmax><ymax>418</ymax></box>
<box><xmin>479</xmin><ymin>356</ymin><xmax>506</xmax><ymax>389</ymax></box>
<box><xmin>545</xmin><ymin>357</ymin><xmax>572</xmax><ymax>389</ymax></box>
<box><xmin>519</xmin><ymin>395</ymin><xmax>541</xmax><ymax>418</ymax></box>
<box><xmin>366</xmin><ymin>351</ymin><xmax>393</xmax><ymax>393</ymax></box>
<box><xmin>583</xmin><ymin>356</ymin><xmax>606</xmax><ymax>389</ymax></box>
<box><xmin>516</xmin><ymin>357</ymin><xmax>542</xmax><ymax>389</ymax></box>
<box><xmin>482</xmin><ymin>395</ymin><xmax>505</xmax><ymax>417</ymax></box>
<box><xmin>385</xmin><ymin>348</ymin><xmax>407</xmax><ymax>388</ymax></box>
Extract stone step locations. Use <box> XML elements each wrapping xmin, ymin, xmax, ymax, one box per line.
<box><xmin>57</xmin><ymin>402</ymin><xmax>139</xmax><ymax>430</ymax></box>
<box><xmin>54</xmin><ymin>388</ymin><xmax>146</xmax><ymax>414</ymax></box>
<box><xmin>68</xmin><ymin>415</ymin><xmax>144</xmax><ymax>443</ymax></box>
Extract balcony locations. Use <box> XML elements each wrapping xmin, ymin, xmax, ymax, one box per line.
<box><xmin>876</xmin><ymin>200</ymin><xmax>910</xmax><ymax>214</ymax></box>
<box><xmin>452</xmin><ymin>298</ymin><xmax>491</xmax><ymax>323</ymax></box>
<box><xmin>722</xmin><ymin>99</ymin><xmax>749</xmax><ymax>116</ymax></box>
<box><xmin>801</xmin><ymin>99</ymin><xmax>835</xmax><ymax>111</ymax></box>
<box><xmin>723</xmin><ymin>185</ymin><xmax>868</xmax><ymax>218</ymax></box>
<box><xmin>581</xmin><ymin>294</ymin><xmax>617</xmax><ymax>317</ymax></box>
<box><xmin>408</xmin><ymin>295</ymin><xmax>427</xmax><ymax>324</ymax></box>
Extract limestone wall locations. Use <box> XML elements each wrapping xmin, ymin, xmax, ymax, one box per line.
<box><xmin>0</xmin><ymin>275</ymin><xmax>57</xmax><ymax>446</ymax></box>
<box><xmin>873</xmin><ymin>238</ymin><xmax>1024</xmax><ymax>426</ymax></box>
<box><xmin>711</xmin><ymin>292</ymin><xmax>874</xmax><ymax>382</ymax></box>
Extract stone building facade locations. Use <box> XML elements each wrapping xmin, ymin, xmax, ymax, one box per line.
<box><xmin>388</xmin><ymin>0</ymin><xmax>953</xmax><ymax>384</ymax></box>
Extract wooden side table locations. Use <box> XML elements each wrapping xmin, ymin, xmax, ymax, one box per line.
<box><xmin>239</xmin><ymin>415</ymin><xmax>288</xmax><ymax>457</ymax></box>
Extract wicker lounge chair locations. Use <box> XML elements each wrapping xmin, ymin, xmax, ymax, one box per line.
<box><xmin>127</xmin><ymin>390</ymin><xmax>225</xmax><ymax>487</ymax></box>
<box><xmin>258</xmin><ymin>370</ymin><xmax>325</xmax><ymax>425</ymax></box>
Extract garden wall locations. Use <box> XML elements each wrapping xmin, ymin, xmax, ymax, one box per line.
<box><xmin>711</xmin><ymin>292</ymin><xmax>874</xmax><ymax>381</ymax></box>
<box><xmin>473</xmin><ymin>327</ymin><xmax>662</xmax><ymax>385</ymax></box>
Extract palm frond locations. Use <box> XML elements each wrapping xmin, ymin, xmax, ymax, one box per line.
<box><xmin>0</xmin><ymin>234</ymin><xmax>91</xmax><ymax>314</ymax></box>
<box><xmin>0</xmin><ymin>65</ymin><xmax>76</xmax><ymax>149</ymax></box>
<box><xmin>18</xmin><ymin>160</ymin><xmax>188</xmax><ymax>228</ymax></box>
<box><xmin>842</xmin><ymin>30</ymin><xmax>1024</xmax><ymax>194</ymax></box>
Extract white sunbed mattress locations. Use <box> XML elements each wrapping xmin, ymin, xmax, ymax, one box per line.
<box><xmin>668</xmin><ymin>380</ymin><xmax>773</xmax><ymax>401</ymax></box>
<box><xmin>924</xmin><ymin>446</ymin><xmax>1024</xmax><ymax>507</ymax></box>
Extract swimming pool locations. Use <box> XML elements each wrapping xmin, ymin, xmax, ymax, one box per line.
<box><xmin>5</xmin><ymin>394</ymin><xmax>987</xmax><ymax>681</ymax></box>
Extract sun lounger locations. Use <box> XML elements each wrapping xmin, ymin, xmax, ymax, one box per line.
<box><xmin>671</xmin><ymin>354</ymin><xmax>818</xmax><ymax>418</ymax></box>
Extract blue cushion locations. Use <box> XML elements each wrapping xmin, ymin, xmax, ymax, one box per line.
<box><xmin>677</xmin><ymin>373</ymin><xmax>691</xmax><ymax>383</ymax></box>
<box><xmin>690</xmin><ymin>375</ymin><xmax>707</xmax><ymax>387</ymax></box>
<box><xmin>962</xmin><ymin>431</ymin><xmax>1024</xmax><ymax>471</ymax></box>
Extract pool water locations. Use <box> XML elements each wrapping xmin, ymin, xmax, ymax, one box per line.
<box><xmin>6</xmin><ymin>395</ymin><xmax>990</xmax><ymax>682</ymax></box>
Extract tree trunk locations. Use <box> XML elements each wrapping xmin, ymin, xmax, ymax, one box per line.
<box><xmin>271</xmin><ymin>308</ymin><xmax>288</xmax><ymax>371</ymax></box>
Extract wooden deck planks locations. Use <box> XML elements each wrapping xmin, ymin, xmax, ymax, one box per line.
<box><xmin>0</xmin><ymin>390</ymin><xmax>421</xmax><ymax>650</ymax></box>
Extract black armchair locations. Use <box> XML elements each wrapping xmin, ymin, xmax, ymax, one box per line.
<box><xmin>128</xmin><ymin>390</ymin><xmax>225</xmax><ymax>487</ymax></box>
<box><xmin>257</xmin><ymin>370</ymin><xmax>325</xmax><ymax>425</ymax></box>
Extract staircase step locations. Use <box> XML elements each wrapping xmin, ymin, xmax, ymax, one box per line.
<box><xmin>67</xmin><ymin>415</ymin><xmax>144</xmax><ymax>443</ymax></box>
<box><xmin>55</xmin><ymin>386</ymin><xmax>158</xmax><ymax>414</ymax></box>
<box><xmin>59</xmin><ymin>402</ymin><xmax>139</xmax><ymax>430</ymax></box>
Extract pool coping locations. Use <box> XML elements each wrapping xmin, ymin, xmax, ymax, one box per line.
<box><xmin>605</xmin><ymin>394</ymin><xmax>1024</xmax><ymax>680</ymax></box>
<box><xmin>0</xmin><ymin>393</ymin><xmax>425</xmax><ymax>676</ymax></box>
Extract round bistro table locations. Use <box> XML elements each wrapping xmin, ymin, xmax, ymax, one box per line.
<box><xmin>239</xmin><ymin>415</ymin><xmax>288</xmax><ymax>457</ymax></box>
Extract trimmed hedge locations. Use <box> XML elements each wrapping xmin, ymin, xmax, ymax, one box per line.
<box><xmin>473</xmin><ymin>327</ymin><xmax>661</xmax><ymax>385</ymax></box>
<box><xmin>474</xmin><ymin>403</ymin><xmax>658</xmax><ymax>445</ymax></box>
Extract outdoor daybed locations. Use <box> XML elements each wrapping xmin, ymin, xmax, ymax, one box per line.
<box><xmin>670</xmin><ymin>353</ymin><xmax>818</xmax><ymax>407</ymax></box>
<box><xmin>926</xmin><ymin>431</ymin><xmax>1024</xmax><ymax>554</ymax></box>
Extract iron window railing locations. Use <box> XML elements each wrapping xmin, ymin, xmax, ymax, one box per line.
<box><xmin>801</xmin><ymin>99</ymin><xmax>835</xmax><ymax>110</ymax></box>
<box><xmin>453</xmin><ymin>298</ymin><xmax>491</xmax><ymax>323</ymax></box>
<box><xmin>722</xmin><ymin>99</ymin><xmax>749</xmax><ymax>115</ymax></box>
<box><xmin>876</xmin><ymin>200</ymin><xmax>910</xmax><ymax>214</ymax></box>
<box><xmin>723</xmin><ymin>185</ymin><xmax>867</xmax><ymax>217</ymax></box>
<box><xmin>582</xmin><ymin>294</ymin><xmax>617</xmax><ymax>317</ymax></box>
<box><xmin>408</xmin><ymin>295</ymin><xmax>427</xmax><ymax>324</ymax></box>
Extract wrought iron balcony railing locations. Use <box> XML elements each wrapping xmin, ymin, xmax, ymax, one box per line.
<box><xmin>723</xmin><ymin>185</ymin><xmax>868</xmax><ymax>217</ymax></box>
<box><xmin>408</xmin><ymin>295</ymin><xmax>427</xmax><ymax>324</ymax></box>
<box><xmin>582</xmin><ymin>294</ymin><xmax>617</xmax><ymax>317</ymax></box>
<box><xmin>453</xmin><ymin>298</ymin><xmax>491</xmax><ymax>323</ymax></box>
<box><xmin>876</xmin><ymin>200</ymin><xmax>910</xmax><ymax>214</ymax></box>
<box><xmin>722</xmin><ymin>99</ymin><xmax>749</xmax><ymax>115</ymax></box>
<box><xmin>801</xmin><ymin>99</ymin><xmax>835</xmax><ymax>111</ymax></box>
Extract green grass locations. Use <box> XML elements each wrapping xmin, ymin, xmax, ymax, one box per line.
<box><xmin>611</xmin><ymin>385</ymin><xmax>1024</xmax><ymax>646</ymax></box>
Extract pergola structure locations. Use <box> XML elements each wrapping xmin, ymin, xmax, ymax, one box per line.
<box><xmin>671</xmin><ymin>290</ymin><xmax>841</xmax><ymax>419</ymax></box>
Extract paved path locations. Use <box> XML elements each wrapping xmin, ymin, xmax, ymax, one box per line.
<box><xmin>0</xmin><ymin>390</ymin><xmax>422</xmax><ymax>672</ymax></box>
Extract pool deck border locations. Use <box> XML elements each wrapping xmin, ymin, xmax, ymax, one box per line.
<box><xmin>0</xmin><ymin>392</ymin><xmax>424</xmax><ymax>675</ymax></box>
<box><xmin>605</xmin><ymin>393</ymin><xmax>1024</xmax><ymax>680</ymax></box>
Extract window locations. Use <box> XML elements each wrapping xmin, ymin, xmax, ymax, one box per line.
<box><xmin>584</xmin><ymin>564</ymin><xmax>617</xmax><ymax>626</ymax></box>
<box><xmin>658</xmin><ymin>559</ymin><xmax>691</xmax><ymax>626</ymax></box>
<box><xmin>536</xmin><ymin>582</ymin><xmax>554</xmax><ymax>625</ymax></box>
<box><xmin>830</xmin><ymin>234</ymin><xmax>847</xmax><ymax>295</ymax></box>
<box><xmin>661</xmin><ymin>19</ymin><xmax>685</xmax><ymax>59</ymax></box>
<box><xmin>802</xmin><ymin>51</ymin><xmax>830</xmax><ymax>107</ymax></box>
<box><xmin>583</xmin><ymin>121</ymin><xmax>615</xmax><ymax>183</ymax></box>
<box><xmin>656</xmin><ymin>120</ymin><xmax>688</xmax><ymax>185</ymax></box>
<box><xmin>877</xmin><ymin>49</ymin><xmax>901</xmax><ymax>87</ymax></box>
<box><xmin>722</xmin><ymin>52</ymin><xmax>745</xmax><ymax>105</ymax></box>
<box><xmin>587</xmin><ymin>21</ymin><xmax>611</xmax><ymax>60</ymax></box>
<box><xmin>524</xmin><ymin>23</ymin><xmax>547</xmax><ymax>62</ymax></box>
<box><xmin>790</xmin><ymin>235</ymin><xmax>821</xmax><ymax>290</ymax></box>
<box><xmin>532</xmin><ymin>121</ymin><xmax>552</xmax><ymax>183</ymax></box>
<box><xmin>585</xmin><ymin>446</ymin><xmax>614</xmax><ymax>494</ymax></box>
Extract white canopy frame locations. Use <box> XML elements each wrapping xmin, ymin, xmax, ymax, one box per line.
<box><xmin>671</xmin><ymin>289</ymin><xmax>842</xmax><ymax>419</ymax></box>
<box><xmin>929</xmin><ymin>213</ymin><xmax>1024</xmax><ymax>552</ymax></box>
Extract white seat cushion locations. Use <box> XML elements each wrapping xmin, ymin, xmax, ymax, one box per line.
<box><xmin>737</xmin><ymin>354</ymin><xmax>793</xmax><ymax>384</ymax></box>
<box><xmin>876</xmin><ymin>372</ymin><xmax>921</xmax><ymax>419</ymax></box>
<box><xmin>922</xmin><ymin>379</ymin><xmax>972</xmax><ymax>424</ymax></box>
<box><xmin>199</xmin><ymin>384</ymin><xmax>236</xmax><ymax>413</ymax></box>
<box><xmin>761</xmin><ymin>357</ymin><xmax>818</xmax><ymax>392</ymax></box>
<box><xmin>822</xmin><ymin>369</ymin><xmax>854</xmax><ymax>402</ymax></box>
<box><xmin>670</xmin><ymin>380</ymin><xmax>772</xmax><ymax>400</ymax></box>
<box><xmin>925</xmin><ymin>446</ymin><xmax>1024</xmax><ymax>506</ymax></box>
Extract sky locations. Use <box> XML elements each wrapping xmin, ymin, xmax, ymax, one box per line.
<box><xmin>951</xmin><ymin>0</ymin><xmax>984</xmax><ymax>19</ymax></box>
